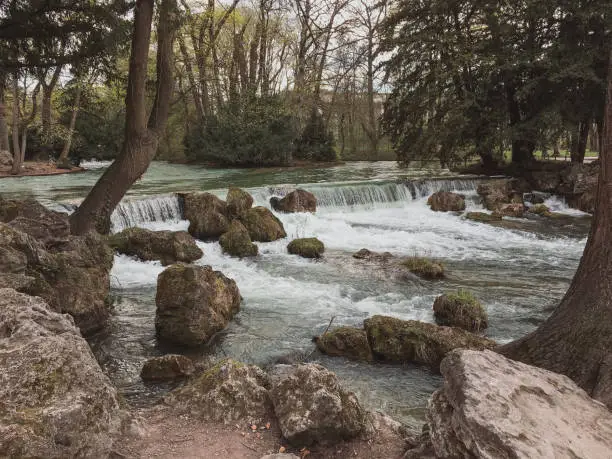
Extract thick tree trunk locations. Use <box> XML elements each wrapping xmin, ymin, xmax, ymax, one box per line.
<box><xmin>499</xmin><ymin>51</ymin><xmax>612</xmax><ymax>409</ymax></box>
<box><xmin>570</xmin><ymin>118</ymin><xmax>590</xmax><ymax>163</ymax></box>
<box><xmin>70</xmin><ymin>0</ymin><xmax>178</xmax><ymax>235</ymax></box>
<box><xmin>58</xmin><ymin>82</ymin><xmax>83</xmax><ymax>166</ymax></box>
<box><xmin>506</xmin><ymin>83</ymin><xmax>534</xmax><ymax>164</ymax></box>
<box><xmin>0</xmin><ymin>74</ymin><xmax>9</xmax><ymax>151</ymax></box>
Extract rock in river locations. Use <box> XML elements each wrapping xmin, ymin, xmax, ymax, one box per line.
<box><xmin>427</xmin><ymin>191</ymin><xmax>465</xmax><ymax>212</ymax></box>
<box><xmin>314</xmin><ymin>326</ymin><xmax>373</xmax><ymax>362</ymax></box>
<box><xmin>219</xmin><ymin>220</ymin><xmax>258</xmax><ymax>257</ymax></box>
<box><xmin>181</xmin><ymin>192</ymin><xmax>230</xmax><ymax>240</ymax></box>
<box><xmin>226</xmin><ymin>187</ymin><xmax>254</xmax><ymax>219</ymax></box>
<box><xmin>287</xmin><ymin>237</ymin><xmax>324</xmax><ymax>258</ymax></box>
<box><xmin>433</xmin><ymin>291</ymin><xmax>488</xmax><ymax>332</ymax></box>
<box><xmin>241</xmin><ymin>206</ymin><xmax>286</xmax><ymax>242</ymax></box>
<box><xmin>141</xmin><ymin>354</ymin><xmax>196</xmax><ymax>381</ymax></box>
<box><xmin>270</xmin><ymin>189</ymin><xmax>317</xmax><ymax>213</ymax></box>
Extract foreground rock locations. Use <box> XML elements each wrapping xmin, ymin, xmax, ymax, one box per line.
<box><xmin>364</xmin><ymin>315</ymin><xmax>495</xmax><ymax>367</ymax></box>
<box><xmin>1</xmin><ymin>197</ymin><xmax>70</xmax><ymax>246</ymax></box>
<box><xmin>241</xmin><ymin>206</ymin><xmax>287</xmax><ymax>242</ymax></box>
<box><xmin>181</xmin><ymin>192</ymin><xmax>230</xmax><ymax>240</ymax></box>
<box><xmin>141</xmin><ymin>354</ymin><xmax>196</xmax><ymax>381</ymax></box>
<box><xmin>219</xmin><ymin>220</ymin><xmax>258</xmax><ymax>257</ymax></box>
<box><xmin>226</xmin><ymin>187</ymin><xmax>254</xmax><ymax>219</ymax></box>
<box><xmin>287</xmin><ymin>237</ymin><xmax>324</xmax><ymax>258</ymax></box>
<box><xmin>270</xmin><ymin>189</ymin><xmax>317</xmax><ymax>213</ymax></box>
<box><xmin>0</xmin><ymin>289</ymin><xmax>121</xmax><ymax>457</ymax></box>
<box><xmin>156</xmin><ymin>264</ymin><xmax>241</xmax><ymax>347</ymax></box>
<box><xmin>108</xmin><ymin>227</ymin><xmax>203</xmax><ymax>265</ymax></box>
<box><xmin>166</xmin><ymin>359</ymin><xmax>272</xmax><ymax>424</ymax></box>
<box><xmin>433</xmin><ymin>291</ymin><xmax>488</xmax><ymax>332</ymax></box>
<box><xmin>270</xmin><ymin>363</ymin><xmax>365</xmax><ymax>446</ymax></box>
<box><xmin>427</xmin><ymin>191</ymin><xmax>465</xmax><ymax>212</ymax></box>
<box><xmin>314</xmin><ymin>327</ymin><xmax>373</xmax><ymax>362</ymax></box>
<box><xmin>422</xmin><ymin>349</ymin><xmax>612</xmax><ymax>458</ymax></box>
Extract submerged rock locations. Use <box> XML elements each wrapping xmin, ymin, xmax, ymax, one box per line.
<box><xmin>401</xmin><ymin>256</ymin><xmax>445</xmax><ymax>279</ymax></box>
<box><xmin>271</xmin><ymin>189</ymin><xmax>317</xmax><ymax>213</ymax></box>
<box><xmin>155</xmin><ymin>264</ymin><xmax>241</xmax><ymax>347</ymax></box>
<box><xmin>465</xmin><ymin>212</ymin><xmax>502</xmax><ymax>223</ymax></box>
<box><xmin>287</xmin><ymin>237</ymin><xmax>324</xmax><ymax>258</ymax></box>
<box><xmin>219</xmin><ymin>220</ymin><xmax>258</xmax><ymax>257</ymax></box>
<box><xmin>226</xmin><ymin>187</ymin><xmax>254</xmax><ymax>219</ymax></box>
<box><xmin>141</xmin><ymin>354</ymin><xmax>196</xmax><ymax>381</ymax></box>
<box><xmin>269</xmin><ymin>363</ymin><xmax>365</xmax><ymax>446</ymax></box>
<box><xmin>314</xmin><ymin>327</ymin><xmax>373</xmax><ymax>362</ymax></box>
<box><xmin>241</xmin><ymin>206</ymin><xmax>287</xmax><ymax>242</ymax></box>
<box><xmin>166</xmin><ymin>359</ymin><xmax>272</xmax><ymax>424</ymax></box>
<box><xmin>424</xmin><ymin>349</ymin><xmax>612</xmax><ymax>458</ymax></box>
<box><xmin>494</xmin><ymin>203</ymin><xmax>525</xmax><ymax>218</ymax></box>
<box><xmin>108</xmin><ymin>227</ymin><xmax>203</xmax><ymax>265</ymax></box>
<box><xmin>433</xmin><ymin>291</ymin><xmax>488</xmax><ymax>332</ymax></box>
<box><xmin>352</xmin><ymin>248</ymin><xmax>393</xmax><ymax>261</ymax></box>
<box><xmin>528</xmin><ymin>203</ymin><xmax>552</xmax><ymax>217</ymax></box>
<box><xmin>181</xmin><ymin>192</ymin><xmax>230</xmax><ymax>240</ymax></box>
<box><xmin>427</xmin><ymin>191</ymin><xmax>465</xmax><ymax>212</ymax></box>
<box><xmin>0</xmin><ymin>289</ymin><xmax>121</xmax><ymax>458</ymax></box>
<box><xmin>364</xmin><ymin>315</ymin><xmax>495</xmax><ymax>367</ymax></box>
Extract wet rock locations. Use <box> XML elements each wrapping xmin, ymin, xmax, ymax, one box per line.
<box><xmin>271</xmin><ymin>189</ymin><xmax>317</xmax><ymax>213</ymax></box>
<box><xmin>0</xmin><ymin>273</ymin><xmax>59</xmax><ymax>311</ymax></box>
<box><xmin>141</xmin><ymin>354</ymin><xmax>196</xmax><ymax>381</ymax></box>
<box><xmin>269</xmin><ymin>363</ymin><xmax>365</xmax><ymax>446</ymax></box>
<box><xmin>401</xmin><ymin>256</ymin><xmax>445</xmax><ymax>279</ymax></box>
<box><xmin>364</xmin><ymin>315</ymin><xmax>495</xmax><ymax>367</ymax></box>
<box><xmin>314</xmin><ymin>327</ymin><xmax>373</xmax><ymax>362</ymax></box>
<box><xmin>524</xmin><ymin>191</ymin><xmax>551</xmax><ymax>204</ymax></box>
<box><xmin>241</xmin><ymin>206</ymin><xmax>286</xmax><ymax>242</ymax></box>
<box><xmin>528</xmin><ymin>203</ymin><xmax>552</xmax><ymax>217</ymax></box>
<box><xmin>494</xmin><ymin>203</ymin><xmax>525</xmax><ymax>218</ymax></box>
<box><xmin>433</xmin><ymin>291</ymin><xmax>488</xmax><ymax>332</ymax></box>
<box><xmin>465</xmin><ymin>212</ymin><xmax>502</xmax><ymax>223</ymax></box>
<box><xmin>352</xmin><ymin>248</ymin><xmax>393</xmax><ymax>261</ymax></box>
<box><xmin>427</xmin><ymin>191</ymin><xmax>465</xmax><ymax>212</ymax></box>
<box><xmin>226</xmin><ymin>187</ymin><xmax>254</xmax><ymax>219</ymax></box>
<box><xmin>0</xmin><ymin>197</ymin><xmax>70</xmax><ymax>246</ymax></box>
<box><xmin>181</xmin><ymin>192</ymin><xmax>230</xmax><ymax>240</ymax></box>
<box><xmin>569</xmin><ymin>189</ymin><xmax>596</xmax><ymax>214</ymax></box>
<box><xmin>0</xmin><ymin>150</ymin><xmax>12</xmax><ymax>166</ymax></box>
<box><xmin>427</xmin><ymin>349</ymin><xmax>612</xmax><ymax>458</ymax></box>
<box><xmin>287</xmin><ymin>237</ymin><xmax>324</xmax><ymax>258</ymax></box>
<box><xmin>108</xmin><ymin>227</ymin><xmax>203</xmax><ymax>265</ymax></box>
<box><xmin>166</xmin><ymin>359</ymin><xmax>272</xmax><ymax>424</ymax></box>
<box><xmin>155</xmin><ymin>264</ymin><xmax>241</xmax><ymax>347</ymax></box>
<box><xmin>0</xmin><ymin>245</ymin><xmax>27</xmax><ymax>273</ymax></box>
<box><xmin>219</xmin><ymin>220</ymin><xmax>258</xmax><ymax>257</ymax></box>
<box><xmin>0</xmin><ymin>289</ymin><xmax>121</xmax><ymax>458</ymax></box>
<box><xmin>477</xmin><ymin>179</ymin><xmax>523</xmax><ymax>211</ymax></box>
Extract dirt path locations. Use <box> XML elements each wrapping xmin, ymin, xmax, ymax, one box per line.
<box><xmin>0</xmin><ymin>162</ymin><xmax>84</xmax><ymax>178</ymax></box>
<box><xmin>114</xmin><ymin>406</ymin><xmax>410</xmax><ymax>459</ymax></box>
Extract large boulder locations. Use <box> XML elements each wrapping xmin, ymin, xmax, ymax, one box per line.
<box><xmin>108</xmin><ymin>227</ymin><xmax>203</xmax><ymax>265</ymax></box>
<box><xmin>364</xmin><ymin>315</ymin><xmax>495</xmax><ymax>367</ymax></box>
<box><xmin>155</xmin><ymin>264</ymin><xmax>241</xmax><ymax>347</ymax></box>
<box><xmin>241</xmin><ymin>206</ymin><xmax>287</xmax><ymax>242</ymax></box>
<box><xmin>314</xmin><ymin>326</ymin><xmax>373</xmax><ymax>362</ymax></box>
<box><xmin>181</xmin><ymin>192</ymin><xmax>230</xmax><ymax>240</ymax></box>
<box><xmin>0</xmin><ymin>149</ymin><xmax>12</xmax><ymax>166</ymax></box>
<box><xmin>165</xmin><ymin>359</ymin><xmax>272</xmax><ymax>424</ymax></box>
<box><xmin>476</xmin><ymin>179</ymin><xmax>523</xmax><ymax>211</ymax></box>
<box><xmin>433</xmin><ymin>291</ymin><xmax>488</xmax><ymax>332</ymax></box>
<box><xmin>427</xmin><ymin>191</ymin><xmax>465</xmax><ymax>212</ymax></box>
<box><xmin>0</xmin><ymin>289</ymin><xmax>121</xmax><ymax>458</ymax></box>
<box><xmin>0</xmin><ymin>197</ymin><xmax>70</xmax><ymax>246</ymax></box>
<box><xmin>424</xmin><ymin>349</ymin><xmax>612</xmax><ymax>458</ymax></box>
<box><xmin>270</xmin><ymin>189</ymin><xmax>317</xmax><ymax>213</ymax></box>
<box><xmin>219</xmin><ymin>220</ymin><xmax>258</xmax><ymax>257</ymax></box>
<box><xmin>287</xmin><ymin>237</ymin><xmax>324</xmax><ymax>258</ymax></box>
<box><xmin>226</xmin><ymin>187</ymin><xmax>254</xmax><ymax>219</ymax></box>
<box><xmin>140</xmin><ymin>354</ymin><xmax>196</xmax><ymax>381</ymax></box>
<box><xmin>269</xmin><ymin>363</ymin><xmax>365</xmax><ymax>446</ymax></box>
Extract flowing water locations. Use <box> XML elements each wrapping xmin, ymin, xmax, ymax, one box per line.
<box><xmin>0</xmin><ymin>161</ymin><xmax>591</xmax><ymax>429</ymax></box>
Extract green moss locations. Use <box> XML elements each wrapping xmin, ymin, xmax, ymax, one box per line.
<box><xmin>240</xmin><ymin>207</ymin><xmax>286</xmax><ymax>242</ymax></box>
<box><xmin>287</xmin><ymin>238</ymin><xmax>324</xmax><ymax>258</ymax></box>
<box><xmin>315</xmin><ymin>326</ymin><xmax>373</xmax><ymax>361</ymax></box>
<box><xmin>528</xmin><ymin>204</ymin><xmax>552</xmax><ymax>217</ymax></box>
<box><xmin>401</xmin><ymin>256</ymin><xmax>445</xmax><ymax>279</ymax></box>
<box><xmin>219</xmin><ymin>220</ymin><xmax>258</xmax><ymax>257</ymax></box>
<box><xmin>433</xmin><ymin>290</ymin><xmax>488</xmax><ymax>332</ymax></box>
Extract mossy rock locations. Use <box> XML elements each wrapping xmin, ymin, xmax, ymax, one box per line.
<box><xmin>287</xmin><ymin>237</ymin><xmax>324</xmax><ymax>259</ymax></box>
<box><xmin>433</xmin><ymin>290</ymin><xmax>488</xmax><ymax>332</ymax></box>
<box><xmin>240</xmin><ymin>206</ymin><xmax>286</xmax><ymax>242</ymax></box>
<box><xmin>314</xmin><ymin>326</ymin><xmax>373</xmax><ymax>362</ymax></box>
<box><xmin>364</xmin><ymin>315</ymin><xmax>495</xmax><ymax>368</ymax></box>
<box><xmin>141</xmin><ymin>354</ymin><xmax>195</xmax><ymax>381</ymax></box>
<box><xmin>219</xmin><ymin>220</ymin><xmax>258</xmax><ymax>258</ymax></box>
<box><xmin>401</xmin><ymin>256</ymin><xmax>445</xmax><ymax>279</ymax></box>
<box><xmin>528</xmin><ymin>204</ymin><xmax>552</xmax><ymax>217</ymax></box>
<box><xmin>226</xmin><ymin>187</ymin><xmax>254</xmax><ymax>219</ymax></box>
<box><xmin>465</xmin><ymin>212</ymin><xmax>502</xmax><ymax>223</ymax></box>
<box><xmin>427</xmin><ymin>191</ymin><xmax>466</xmax><ymax>212</ymax></box>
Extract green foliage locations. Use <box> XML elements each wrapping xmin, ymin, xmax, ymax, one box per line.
<box><xmin>184</xmin><ymin>95</ymin><xmax>297</xmax><ymax>166</ymax></box>
<box><xmin>295</xmin><ymin>109</ymin><xmax>337</xmax><ymax>162</ymax></box>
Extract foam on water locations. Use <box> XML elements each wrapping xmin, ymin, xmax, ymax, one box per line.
<box><xmin>80</xmin><ymin>159</ymin><xmax>113</xmax><ymax>170</ymax></box>
<box><xmin>544</xmin><ymin>195</ymin><xmax>590</xmax><ymax>216</ymax></box>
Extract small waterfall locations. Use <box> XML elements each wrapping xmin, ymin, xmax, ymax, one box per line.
<box><xmin>111</xmin><ymin>195</ymin><xmax>183</xmax><ymax>232</ymax></box>
<box><xmin>406</xmin><ymin>178</ymin><xmax>483</xmax><ymax>199</ymax></box>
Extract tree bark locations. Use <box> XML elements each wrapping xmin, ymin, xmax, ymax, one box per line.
<box><xmin>499</xmin><ymin>51</ymin><xmax>612</xmax><ymax>409</ymax></box>
<box><xmin>58</xmin><ymin>81</ymin><xmax>83</xmax><ymax>166</ymax></box>
<box><xmin>69</xmin><ymin>0</ymin><xmax>178</xmax><ymax>235</ymax></box>
<box><xmin>40</xmin><ymin>65</ymin><xmax>62</xmax><ymax>137</ymax></box>
<box><xmin>10</xmin><ymin>75</ymin><xmax>21</xmax><ymax>174</ymax></box>
<box><xmin>0</xmin><ymin>74</ymin><xmax>9</xmax><ymax>151</ymax></box>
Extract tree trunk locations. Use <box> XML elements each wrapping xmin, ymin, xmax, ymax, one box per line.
<box><xmin>58</xmin><ymin>82</ymin><xmax>83</xmax><ymax>167</ymax></box>
<box><xmin>506</xmin><ymin>83</ymin><xmax>533</xmax><ymax>164</ymax></box>
<box><xmin>178</xmin><ymin>32</ymin><xmax>204</xmax><ymax>121</ymax></box>
<box><xmin>0</xmin><ymin>74</ymin><xmax>9</xmax><ymax>151</ymax></box>
<box><xmin>499</xmin><ymin>51</ymin><xmax>612</xmax><ymax>409</ymax></box>
<box><xmin>69</xmin><ymin>0</ymin><xmax>178</xmax><ymax>235</ymax></box>
<box><xmin>10</xmin><ymin>75</ymin><xmax>21</xmax><ymax>175</ymax></box>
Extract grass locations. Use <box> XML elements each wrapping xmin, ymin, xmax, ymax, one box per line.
<box><xmin>402</xmin><ymin>256</ymin><xmax>445</xmax><ymax>279</ymax></box>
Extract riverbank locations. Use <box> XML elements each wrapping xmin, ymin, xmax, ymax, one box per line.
<box><xmin>0</xmin><ymin>161</ymin><xmax>84</xmax><ymax>178</ymax></box>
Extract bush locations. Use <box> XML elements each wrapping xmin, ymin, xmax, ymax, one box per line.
<box><xmin>184</xmin><ymin>95</ymin><xmax>297</xmax><ymax>166</ymax></box>
<box><xmin>294</xmin><ymin>109</ymin><xmax>337</xmax><ymax>161</ymax></box>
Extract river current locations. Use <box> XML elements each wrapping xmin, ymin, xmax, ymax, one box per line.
<box><xmin>0</xmin><ymin>160</ymin><xmax>590</xmax><ymax>428</ymax></box>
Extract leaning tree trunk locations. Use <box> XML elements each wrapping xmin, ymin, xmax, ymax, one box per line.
<box><xmin>69</xmin><ymin>0</ymin><xmax>178</xmax><ymax>235</ymax></box>
<box><xmin>499</xmin><ymin>51</ymin><xmax>612</xmax><ymax>409</ymax></box>
<box><xmin>58</xmin><ymin>82</ymin><xmax>83</xmax><ymax>168</ymax></box>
